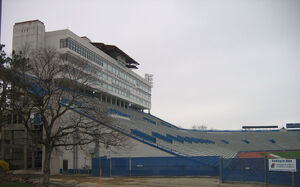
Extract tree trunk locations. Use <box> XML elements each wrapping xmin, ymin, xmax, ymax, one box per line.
<box><xmin>0</xmin><ymin>81</ymin><xmax>8</xmax><ymax>127</ymax></box>
<box><xmin>41</xmin><ymin>145</ymin><xmax>52</xmax><ymax>187</ymax></box>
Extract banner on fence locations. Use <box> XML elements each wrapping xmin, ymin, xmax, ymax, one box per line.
<box><xmin>269</xmin><ymin>159</ymin><xmax>297</xmax><ymax>172</ymax></box>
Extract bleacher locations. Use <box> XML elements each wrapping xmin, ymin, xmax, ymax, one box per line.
<box><xmin>71</xmin><ymin>96</ymin><xmax>300</xmax><ymax>159</ymax></box>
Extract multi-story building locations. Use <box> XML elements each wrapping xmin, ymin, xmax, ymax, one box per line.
<box><xmin>1</xmin><ymin>20</ymin><xmax>159</xmax><ymax>173</ymax></box>
<box><xmin>12</xmin><ymin>20</ymin><xmax>152</xmax><ymax>112</ymax></box>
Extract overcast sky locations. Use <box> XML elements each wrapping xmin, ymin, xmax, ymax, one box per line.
<box><xmin>2</xmin><ymin>0</ymin><xmax>300</xmax><ymax>130</ymax></box>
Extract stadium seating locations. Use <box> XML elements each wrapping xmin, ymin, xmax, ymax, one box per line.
<box><xmin>73</xmin><ymin>96</ymin><xmax>300</xmax><ymax>159</ymax></box>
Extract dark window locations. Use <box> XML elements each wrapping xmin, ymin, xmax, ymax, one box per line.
<box><xmin>63</xmin><ymin>160</ymin><xmax>68</xmax><ymax>172</ymax></box>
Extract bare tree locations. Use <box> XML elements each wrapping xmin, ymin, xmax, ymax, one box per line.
<box><xmin>1</xmin><ymin>47</ymin><xmax>129</xmax><ymax>187</ymax></box>
<box><xmin>192</xmin><ymin>125</ymin><xmax>208</xmax><ymax>130</ymax></box>
<box><xmin>0</xmin><ymin>45</ymin><xmax>10</xmax><ymax>128</ymax></box>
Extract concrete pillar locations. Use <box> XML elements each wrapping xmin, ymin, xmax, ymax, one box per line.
<box><xmin>99</xmin><ymin>93</ymin><xmax>102</xmax><ymax>102</ymax></box>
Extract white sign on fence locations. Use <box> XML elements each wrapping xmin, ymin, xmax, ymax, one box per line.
<box><xmin>269</xmin><ymin>159</ymin><xmax>297</xmax><ymax>172</ymax></box>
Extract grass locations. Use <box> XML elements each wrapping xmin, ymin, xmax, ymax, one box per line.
<box><xmin>272</xmin><ymin>151</ymin><xmax>300</xmax><ymax>159</ymax></box>
<box><xmin>259</xmin><ymin>151</ymin><xmax>300</xmax><ymax>159</ymax></box>
<box><xmin>259</xmin><ymin>152</ymin><xmax>270</xmax><ymax>157</ymax></box>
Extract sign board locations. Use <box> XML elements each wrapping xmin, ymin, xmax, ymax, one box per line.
<box><xmin>269</xmin><ymin>159</ymin><xmax>297</xmax><ymax>172</ymax></box>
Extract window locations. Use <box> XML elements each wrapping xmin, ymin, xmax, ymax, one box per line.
<box><xmin>60</xmin><ymin>38</ymin><xmax>104</xmax><ymax>67</ymax></box>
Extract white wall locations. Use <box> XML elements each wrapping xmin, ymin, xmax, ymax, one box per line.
<box><xmin>52</xmin><ymin>135</ymin><xmax>173</xmax><ymax>174</ymax></box>
<box><xmin>12</xmin><ymin>20</ymin><xmax>45</xmax><ymax>53</ymax></box>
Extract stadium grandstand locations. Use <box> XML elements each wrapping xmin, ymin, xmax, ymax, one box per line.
<box><xmin>1</xmin><ymin>20</ymin><xmax>300</xmax><ymax>179</ymax></box>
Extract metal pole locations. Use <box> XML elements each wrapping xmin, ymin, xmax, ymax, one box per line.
<box><xmin>292</xmin><ymin>172</ymin><xmax>295</xmax><ymax>187</ymax></box>
<box><xmin>219</xmin><ymin>157</ymin><xmax>223</xmax><ymax>184</ymax></box>
<box><xmin>98</xmin><ymin>141</ymin><xmax>101</xmax><ymax>187</ymax></box>
<box><xmin>264</xmin><ymin>157</ymin><xmax>268</xmax><ymax>187</ymax></box>
<box><xmin>129</xmin><ymin>157</ymin><xmax>132</xmax><ymax>177</ymax></box>
<box><xmin>184</xmin><ymin>156</ymin><xmax>186</xmax><ymax>176</ymax></box>
<box><xmin>110</xmin><ymin>157</ymin><xmax>112</xmax><ymax>177</ymax></box>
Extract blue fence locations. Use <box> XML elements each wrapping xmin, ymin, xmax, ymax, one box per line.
<box><xmin>91</xmin><ymin>156</ymin><xmax>300</xmax><ymax>186</ymax></box>
<box><xmin>220</xmin><ymin>158</ymin><xmax>300</xmax><ymax>186</ymax></box>
<box><xmin>92</xmin><ymin>156</ymin><xmax>219</xmax><ymax>177</ymax></box>
<box><xmin>221</xmin><ymin>158</ymin><xmax>266</xmax><ymax>183</ymax></box>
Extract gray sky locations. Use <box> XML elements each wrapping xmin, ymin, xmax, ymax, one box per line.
<box><xmin>2</xmin><ymin>0</ymin><xmax>300</xmax><ymax>130</ymax></box>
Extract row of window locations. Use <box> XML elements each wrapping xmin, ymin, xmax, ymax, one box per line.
<box><xmin>99</xmin><ymin>72</ymin><xmax>150</xmax><ymax>101</ymax></box>
<box><xmin>100</xmin><ymin>81</ymin><xmax>150</xmax><ymax>107</ymax></box>
<box><xmin>63</xmin><ymin>53</ymin><xmax>150</xmax><ymax>101</ymax></box>
<box><xmin>60</xmin><ymin>38</ymin><xmax>151</xmax><ymax>94</ymax></box>
<box><xmin>62</xmin><ymin>53</ymin><xmax>151</xmax><ymax>107</ymax></box>
<box><xmin>60</xmin><ymin>38</ymin><xmax>104</xmax><ymax>67</ymax></box>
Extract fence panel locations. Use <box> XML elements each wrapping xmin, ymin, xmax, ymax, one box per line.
<box><xmin>91</xmin><ymin>157</ymin><xmax>110</xmax><ymax>176</ymax></box>
<box><xmin>111</xmin><ymin>157</ymin><xmax>130</xmax><ymax>176</ymax></box>
<box><xmin>93</xmin><ymin>156</ymin><xmax>219</xmax><ymax>177</ymax></box>
<box><xmin>221</xmin><ymin>158</ymin><xmax>300</xmax><ymax>186</ymax></box>
<box><xmin>130</xmin><ymin>156</ymin><xmax>219</xmax><ymax>177</ymax></box>
<box><xmin>131</xmin><ymin>157</ymin><xmax>187</xmax><ymax>176</ymax></box>
<box><xmin>295</xmin><ymin>172</ymin><xmax>300</xmax><ymax>186</ymax></box>
<box><xmin>185</xmin><ymin>156</ymin><xmax>219</xmax><ymax>176</ymax></box>
<box><xmin>296</xmin><ymin>160</ymin><xmax>300</xmax><ymax>186</ymax></box>
<box><xmin>268</xmin><ymin>172</ymin><xmax>291</xmax><ymax>185</ymax></box>
<box><xmin>222</xmin><ymin>158</ymin><xmax>266</xmax><ymax>183</ymax></box>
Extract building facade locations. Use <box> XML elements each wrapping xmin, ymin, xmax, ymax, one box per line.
<box><xmin>0</xmin><ymin>20</ymin><xmax>168</xmax><ymax>174</ymax></box>
<box><xmin>12</xmin><ymin>20</ymin><xmax>152</xmax><ymax>112</ymax></box>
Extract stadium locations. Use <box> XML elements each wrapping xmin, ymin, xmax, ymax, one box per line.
<box><xmin>1</xmin><ymin>19</ymin><xmax>300</xmax><ymax>186</ymax></box>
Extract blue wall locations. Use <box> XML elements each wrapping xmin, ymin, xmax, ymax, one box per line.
<box><xmin>92</xmin><ymin>156</ymin><xmax>219</xmax><ymax>177</ymax></box>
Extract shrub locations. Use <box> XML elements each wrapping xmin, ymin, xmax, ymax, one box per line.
<box><xmin>0</xmin><ymin>160</ymin><xmax>10</xmax><ymax>171</ymax></box>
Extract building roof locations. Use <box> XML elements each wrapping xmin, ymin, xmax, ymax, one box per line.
<box><xmin>91</xmin><ymin>42</ymin><xmax>140</xmax><ymax>68</ymax></box>
<box><xmin>15</xmin><ymin>19</ymin><xmax>44</xmax><ymax>25</ymax></box>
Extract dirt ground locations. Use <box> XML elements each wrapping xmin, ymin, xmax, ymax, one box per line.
<box><xmin>49</xmin><ymin>175</ymin><xmax>286</xmax><ymax>187</ymax></box>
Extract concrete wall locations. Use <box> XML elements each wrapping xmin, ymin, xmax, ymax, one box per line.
<box><xmin>52</xmin><ymin>131</ymin><xmax>173</xmax><ymax>174</ymax></box>
<box><xmin>98</xmin><ymin>138</ymin><xmax>173</xmax><ymax>158</ymax></box>
<box><xmin>13</xmin><ymin>20</ymin><xmax>45</xmax><ymax>53</ymax></box>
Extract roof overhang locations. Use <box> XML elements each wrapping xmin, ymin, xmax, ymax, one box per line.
<box><xmin>91</xmin><ymin>42</ymin><xmax>140</xmax><ymax>67</ymax></box>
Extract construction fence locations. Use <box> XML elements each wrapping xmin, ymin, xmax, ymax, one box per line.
<box><xmin>220</xmin><ymin>158</ymin><xmax>300</xmax><ymax>186</ymax></box>
<box><xmin>92</xmin><ymin>156</ymin><xmax>219</xmax><ymax>177</ymax></box>
<box><xmin>92</xmin><ymin>157</ymin><xmax>300</xmax><ymax>186</ymax></box>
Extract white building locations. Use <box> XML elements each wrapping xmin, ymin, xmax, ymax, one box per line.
<box><xmin>13</xmin><ymin>20</ymin><xmax>152</xmax><ymax>112</ymax></box>
<box><xmin>8</xmin><ymin>20</ymin><xmax>175</xmax><ymax>174</ymax></box>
